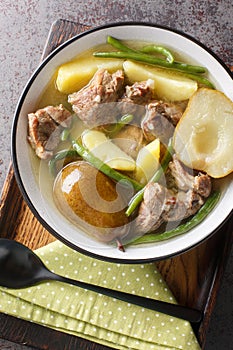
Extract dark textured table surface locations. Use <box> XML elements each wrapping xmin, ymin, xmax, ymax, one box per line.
<box><xmin>0</xmin><ymin>1</ymin><xmax>232</xmax><ymax>349</ymax></box>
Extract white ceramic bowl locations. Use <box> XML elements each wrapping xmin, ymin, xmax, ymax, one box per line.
<box><xmin>12</xmin><ymin>22</ymin><xmax>233</xmax><ymax>262</ymax></box>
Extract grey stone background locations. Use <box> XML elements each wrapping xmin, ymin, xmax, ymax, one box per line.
<box><xmin>0</xmin><ymin>0</ymin><xmax>232</xmax><ymax>349</ymax></box>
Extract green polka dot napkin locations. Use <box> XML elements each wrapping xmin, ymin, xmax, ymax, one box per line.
<box><xmin>0</xmin><ymin>240</ymin><xmax>200</xmax><ymax>350</ymax></box>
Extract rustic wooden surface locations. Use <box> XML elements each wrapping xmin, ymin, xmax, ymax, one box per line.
<box><xmin>0</xmin><ymin>19</ymin><xmax>232</xmax><ymax>350</ymax></box>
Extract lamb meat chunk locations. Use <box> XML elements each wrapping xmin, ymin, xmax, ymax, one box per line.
<box><xmin>141</xmin><ymin>100</ymin><xmax>183</xmax><ymax>143</ymax></box>
<box><xmin>135</xmin><ymin>182</ymin><xmax>205</xmax><ymax>234</ymax></box>
<box><xmin>28</xmin><ymin>104</ymin><xmax>72</xmax><ymax>159</ymax></box>
<box><xmin>135</xmin><ymin>182</ymin><xmax>166</xmax><ymax>234</ymax></box>
<box><xmin>134</xmin><ymin>147</ymin><xmax>211</xmax><ymax>235</ymax></box>
<box><xmin>42</xmin><ymin>104</ymin><xmax>72</xmax><ymax>127</ymax></box>
<box><xmin>28</xmin><ymin>112</ymin><xmax>57</xmax><ymax>159</ymax></box>
<box><xmin>162</xmin><ymin>189</ymin><xmax>204</xmax><ymax>222</ymax></box>
<box><xmin>193</xmin><ymin>173</ymin><xmax>212</xmax><ymax>198</ymax></box>
<box><xmin>168</xmin><ymin>155</ymin><xmax>212</xmax><ymax>198</ymax></box>
<box><xmin>118</xmin><ymin>80</ymin><xmax>153</xmax><ymax>118</ymax></box>
<box><xmin>123</xmin><ymin>80</ymin><xmax>153</xmax><ymax>103</ymax></box>
<box><xmin>68</xmin><ymin>69</ymin><xmax>124</xmax><ymax>127</ymax></box>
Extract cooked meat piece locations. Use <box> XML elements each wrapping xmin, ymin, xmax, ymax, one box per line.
<box><xmin>162</xmin><ymin>189</ymin><xmax>204</xmax><ymax>222</ymax></box>
<box><xmin>41</xmin><ymin>105</ymin><xmax>72</xmax><ymax>127</ymax></box>
<box><xmin>28</xmin><ymin>112</ymin><xmax>57</xmax><ymax>159</ymax></box>
<box><xmin>28</xmin><ymin>104</ymin><xmax>72</xmax><ymax>159</ymax></box>
<box><xmin>118</xmin><ymin>80</ymin><xmax>153</xmax><ymax>119</ymax></box>
<box><xmin>135</xmin><ymin>181</ymin><xmax>205</xmax><ymax>234</ymax></box>
<box><xmin>193</xmin><ymin>173</ymin><xmax>212</xmax><ymax>198</ymax></box>
<box><xmin>135</xmin><ymin>155</ymin><xmax>211</xmax><ymax>234</ymax></box>
<box><xmin>135</xmin><ymin>182</ymin><xmax>165</xmax><ymax>234</ymax></box>
<box><xmin>68</xmin><ymin>69</ymin><xmax>124</xmax><ymax>127</ymax></box>
<box><xmin>141</xmin><ymin>100</ymin><xmax>183</xmax><ymax>143</ymax></box>
<box><xmin>124</xmin><ymin>80</ymin><xmax>153</xmax><ymax>103</ymax></box>
<box><xmin>113</xmin><ymin>124</ymin><xmax>146</xmax><ymax>159</ymax></box>
<box><xmin>168</xmin><ymin>155</ymin><xmax>212</xmax><ymax>197</ymax></box>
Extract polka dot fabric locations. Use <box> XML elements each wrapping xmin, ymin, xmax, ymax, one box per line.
<box><xmin>0</xmin><ymin>241</ymin><xmax>200</xmax><ymax>350</ymax></box>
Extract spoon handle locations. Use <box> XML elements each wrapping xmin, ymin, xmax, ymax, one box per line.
<box><xmin>52</xmin><ymin>273</ymin><xmax>202</xmax><ymax>323</ymax></box>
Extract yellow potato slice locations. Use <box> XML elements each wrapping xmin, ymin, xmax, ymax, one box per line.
<box><xmin>135</xmin><ymin>138</ymin><xmax>160</xmax><ymax>184</ymax></box>
<box><xmin>81</xmin><ymin>130</ymin><xmax>135</xmax><ymax>171</ymax></box>
<box><xmin>123</xmin><ymin>60</ymin><xmax>198</xmax><ymax>101</ymax></box>
<box><xmin>173</xmin><ymin>88</ymin><xmax>233</xmax><ymax>178</ymax></box>
<box><xmin>56</xmin><ymin>57</ymin><xmax>123</xmax><ymax>94</ymax></box>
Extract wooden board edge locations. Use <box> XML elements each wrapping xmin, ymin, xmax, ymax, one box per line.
<box><xmin>41</xmin><ymin>19</ymin><xmax>91</xmax><ymax>60</ymax></box>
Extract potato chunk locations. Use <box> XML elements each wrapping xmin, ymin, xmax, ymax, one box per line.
<box><xmin>135</xmin><ymin>138</ymin><xmax>160</xmax><ymax>184</ymax></box>
<box><xmin>123</xmin><ymin>60</ymin><xmax>198</xmax><ymax>101</ymax></box>
<box><xmin>56</xmin><ymin>57</ymin><xmax>123</xmax><ymax>94</ymax></box>
<box><xmin>173</xmin><ymin>88</ymin><xmax>233</xmax><ymax>178</ymax></box>
<box><xmin>81</xmin><ymin>129</ymin><xmax>136</xmax><ymax>171</ymax></box>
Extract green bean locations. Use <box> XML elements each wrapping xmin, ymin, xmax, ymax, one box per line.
<box><xmin>49</xmin><ymin>149</ymin><xmax>78</xmax><ymax>176</ymax></box>
<box><xmin>125</xmin><ymin>139</ymin><xmax>173</xmax><ymax>217</ymax></box>
<box><xmin>108</xmin><ymin>36</ymin><xmax>174</xmax><ymax>65</ymax></box>
<box><xmin>107</xmin><ymin>35</ymin><xmax>137</xmax><ymax>53</ymax></box>
<box><xmin>125</xmin><ymin>187</ymin><xmax>144</xmax><ymax>217</ymax></box>
<box><xmin>106</xmin><ymin>36</ymin><xmax>204</xmax><ymax>72</ymax></box>
<box><xmin>130</xmin><ymin>190</ymin><xmax>220</xmax><ymax>245</ymax></box>
<box><xmin>60</xmin><ymin>128</ymin><xmax>70</xmax><ymax>141</ymax></box>
<box><xmin>72</xmin><ymin>140</ymin><xmax>143</xmax><ymax>191</ymax></box>
<box><xmin>140</xmin><ymin>45</ymin><xmax>174</xmax><ymax>63</ymax></box>
<box><xmin>94</xmin><ymin>51</ymin><xmax>206</xmax><ymax>74</ymax></box>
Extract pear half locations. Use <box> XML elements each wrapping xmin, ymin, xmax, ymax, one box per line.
<box><xmin>173</xmin><ymin>88</ymin><xmax>233</xmax><ymax>178</ymax></box>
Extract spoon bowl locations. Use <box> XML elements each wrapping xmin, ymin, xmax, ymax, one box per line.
<box><xmin>0</xmin><ymin>238</ymin><xmax>202</xmax><ymax>322</ymax></box>
<box><xmin>0</xmin><ymin>238</ymin><xmax>54</xmax><ymax>288</ymax></box>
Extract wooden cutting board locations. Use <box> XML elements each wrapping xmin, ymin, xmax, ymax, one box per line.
<box><xmin>0</xmin><ymin>19</ymin><xmax>232</xmax><ymax>350</ymax></box>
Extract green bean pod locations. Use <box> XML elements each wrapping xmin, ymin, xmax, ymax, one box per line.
<box><xmin>107</xmin><ymin>36</ymin><xmax>174</xmax><ymax>64</ymax></box>
<box><xmin>60</xmin><ymin>128</ymin><xmax>70</xmax><ymax>141</ymax></box>
<box><xmin>94</xmin><ymin>51</ymin><xmax>206</xmax><ymax>74</ymax></box>
<box><xmin>130</xmin><ymin>190</ymin><xmax>220</xmax><ymax>245</ymax></box>
<box><xmin>140</xmin><ymin>45</ymin><xmax>175</xmax><ymax>63</ymax></box>
<box><xmin>107</xmin><ymin>35</ymin><xmax>137</xmax><ymax>53</ymax></box>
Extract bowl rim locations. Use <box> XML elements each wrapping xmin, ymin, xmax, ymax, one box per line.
<box><xmin>11</xmin><ymin>21</ymin><xmax>233</xmax><ymax>263</ymax></box>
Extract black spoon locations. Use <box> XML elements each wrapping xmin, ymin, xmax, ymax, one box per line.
<box><xmin>0</xmin><ymin>238</ymin><xmax>202</xmax><ymax>323</ymax></box>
